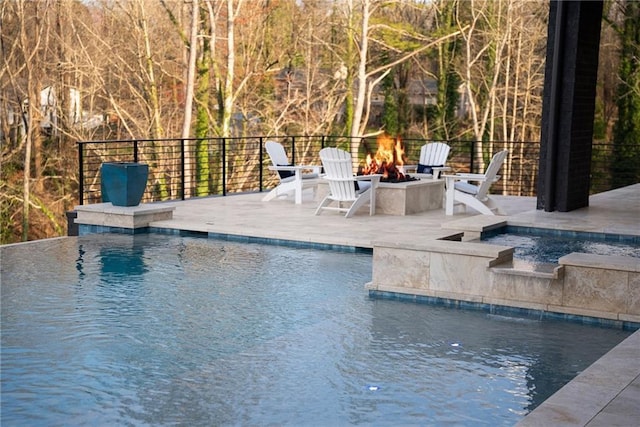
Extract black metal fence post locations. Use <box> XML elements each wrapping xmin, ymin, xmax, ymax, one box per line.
<box><xmin>291</xmin><ymin>136</ymin><xmax>296</xmax><ymax>164</ymax></box>
<box><xmin>222</xmin><ymin>138</ymin><xmax>227</xmax><ymax>196</ymax></box>
<box><xmin>180</xmin><ymin>139</ymin><xmax>186</xmax><ymax>200</ymax></box>
<box><xmin>78</xmin><ymin>142</ymin><xmax>84</xmax><ymax>205</ymax></box>
<box><xmin>259</xmin><ymin>136</ymin><xmax>264</xmax><ymax>192</ymax></box>
<box><xmin>469</xmin><ymin>141</ymin><xmax>475</xmax><ymax>173</ymax></box>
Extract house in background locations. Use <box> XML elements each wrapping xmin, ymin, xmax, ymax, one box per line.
<box><xmin>370</xmin><ymin>77</ymin><xmax>438</xmax><ymax>109</ymax></box>
<box><xmin>39</xmin><ymin>86</ymin><xmax>81</xmax><ymax>135</ymax></box>
<box><xmin>1</xmin><ymin>86</ymin><xmax>103</xmax><ymax>143</ymax></box>
<box><xmin>40</xmin><ymin>86</ymin><xmax>104</xmax><ymax>135</ymax></box>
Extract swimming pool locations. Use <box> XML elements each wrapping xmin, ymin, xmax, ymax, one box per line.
<box><xmin>481</xmin><ymin>226</ymin><xmax>640</xmax><ymax>264</ymax></box>
<box><xmin>1</xmin><ymin>234</ymin><xmax>632</xmax><ymax>426</ymax></box>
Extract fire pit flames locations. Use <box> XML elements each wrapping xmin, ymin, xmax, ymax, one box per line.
<box><xmin>360</xmin><ymin>134</ymin><xmax>415</xmax><ymax>182</ymax></box>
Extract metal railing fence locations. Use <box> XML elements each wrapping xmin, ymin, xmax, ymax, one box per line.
<box><xmin>77</xmin><ymin>136</ymin><xmax>637</xmax><ymax>205</ymax></box>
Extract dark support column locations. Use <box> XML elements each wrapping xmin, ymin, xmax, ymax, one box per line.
<box><xmin>537</xmin><ymin>0</ymin><xmax>604</xmax><ymax>212</ymax></box>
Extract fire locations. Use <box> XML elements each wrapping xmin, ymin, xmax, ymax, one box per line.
<box><xmin>361</xmin><ymin>134</ymin><xmax>408</xmax><ymax>182</ymax></box>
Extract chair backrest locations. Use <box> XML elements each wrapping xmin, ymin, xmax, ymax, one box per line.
<box><xmin>476</xmin><ymin>150</ymin><xmax>508</xmax><ymax>200</ymax></box>
<box><xmin>265</xmin><ymin>141</ymin><xmax>295</xmax><ymax>181</ymax></box>
<box><xmin>419</xmin><ymin>142</ymin><xmax>450</xmax><ymax>166</ymax></box>
<box><xmin>265</xmin><ymin>141</ymin><xmax>289</xmax><ymax>167</ymax></box>
<box><xmin>319</xmin><ymin>147</ymin><xmax>358</xmax><ymax>201</ymax></box>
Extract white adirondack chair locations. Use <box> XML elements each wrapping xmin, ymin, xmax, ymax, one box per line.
<box><xmin>315</xmin><ymin>147</ymin><xmax>381</xmax><ymax>218</ymax></box>
<box><xmin>262</xmin><ymin>141</ymin><xmax>321</xmax><ymax>204</ymax></box>
<box><xmin>404</xmin><ymin>142</ymin><xmax>451</xmax><ymax>179</ymax></box>
<box><xmin>444</xmin><ymin>149</ymin><xmax>509</xmax><ymax>215</ymax></box>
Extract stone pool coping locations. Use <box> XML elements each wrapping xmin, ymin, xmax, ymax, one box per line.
<box><xmin>516</xmin><ymin>329</ymin><xmax>640</xmax><ymax>426</ymax></box>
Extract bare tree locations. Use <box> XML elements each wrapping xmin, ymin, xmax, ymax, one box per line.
<box><xmin>251</xmin><ymin>1</ymin><xmax>349</xmax><ymax>138</ymax></box>
<box><xmin>332</xmin><ymin>0</ymin><xmax>466</xmax><ymax>162</ymax></box>
<box><xmin>0</xmin><ymin>0</ymin><xmax>66</xmax><ymax>241</ymax></box>
<box><xmin>455</xmin><ymin>0</ymin><xmax>546</xmax><ymax>196</ymax></box>
<box><xmin>178</xmin><ymin>0</ymin><xmax>199</xmax><ymax>198</ymax></box>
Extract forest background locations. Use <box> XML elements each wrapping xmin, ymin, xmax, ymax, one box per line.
<box><xmin>1</xmin><ymin>0</ymin><xmax>639</xmax><ymax>244</ymax></box>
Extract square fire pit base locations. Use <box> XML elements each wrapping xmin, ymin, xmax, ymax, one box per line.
<box><xmin>375</xmin><ymin>179</ymin><xmax>444</xmax><ymax>215</ymax></box>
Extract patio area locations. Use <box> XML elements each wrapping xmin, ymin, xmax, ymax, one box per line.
<box><xmin>76</xmin><ymin>183</ymin><xmax>639</xmax><ymax>247</ymax></box>
<box><xmin>73</xmin><ymin>183</ymin><xmax>640</xmax><ymax>426</ymax></box>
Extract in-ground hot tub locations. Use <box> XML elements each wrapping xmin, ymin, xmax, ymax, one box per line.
<box><xmin>481</xmin><ymin>226</ymin><xmax>640</xmax><ymax>264</ymax></box>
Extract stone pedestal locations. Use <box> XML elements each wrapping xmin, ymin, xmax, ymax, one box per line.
<box><xmin>74</xmin><ymin>203</ymin><xmax>175</xmax><ymax>232</ymax></box>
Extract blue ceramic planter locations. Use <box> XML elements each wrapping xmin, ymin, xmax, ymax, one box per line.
<box><xmin>101</xmin><ymin>162</ymin><xmax>149</xmax><ymax>207</ymax></box>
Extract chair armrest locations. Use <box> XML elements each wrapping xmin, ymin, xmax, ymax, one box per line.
<box><xmin>354</xmin><ymin>174</ymin><xmax>381</xmax><ymax>188</ymax></box>
<box><xmin>429</xmin><ymin>166</ymin><xmax>451</xmax><ymax>180</ymax></box>
<box><xmin>322</xmin><ymin>174</ymin><xmax>381</xmax><ymax>183</ymax></box>
<box><xmin>354</xmin><ymin>174</ymin><xmax>381</xmax><ymax>181</ymax></box>
<box><xmin>269</xmin><ymin>165</ymin><xmax>294</xmax><ymax>171</ymax></box>
<box><xmin>431</xmin><ymin>166</ymin><xmax>451</xmax><ymax>173</ymax></box>
<box><xmin>321</xmin><ymin>177</ymin><xmax>357</xmax><ymax>183</ymax></box>
<box><xmin>444</xmin><ymin>173</ymin><xmax>492</xmax><ymax>182</ymax></box>
<box><xmin>452</xmin><ymin>173</ymin><xmax>486</xmax><ymax>180</ymax></box>
<box><xmin>443</xmin><ymin>173</ymin><xmax>500</xmax><ymax>184</ymax></box>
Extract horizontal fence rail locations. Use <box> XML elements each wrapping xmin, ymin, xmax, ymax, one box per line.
<box><xmin>77</xmin><ymin>136</ymin><xmax>637</xmax><ymax>205</ymax></box>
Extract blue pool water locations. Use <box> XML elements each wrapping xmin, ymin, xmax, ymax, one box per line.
<box><xmin>482</xmin><ymin>227</ymin><xmax>640</xmax><ymax>264</ymax></box>
<box><xmin>1</xmin><ymin>234</ymin><xmax>632</xmax><ymax>426</ymax></box>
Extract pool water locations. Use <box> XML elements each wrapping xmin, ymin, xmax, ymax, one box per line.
<box><xmin>1</xmin><ymin>234</ymin><xmax>632</xmax><ymax>426</ymax></box>
<box><xmin>482</xmin><ymin>228</ymin><xmax>640</xmax><ymax>264</ymax></box>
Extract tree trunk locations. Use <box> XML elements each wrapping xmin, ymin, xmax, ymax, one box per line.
<box><xmin>181</xmin><ymin>0</ymin><xmax>199</xmax><ymax>198</ymax></box>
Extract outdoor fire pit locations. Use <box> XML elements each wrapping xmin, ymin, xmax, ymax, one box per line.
<box><xmin>375</xmin><ymin>179</ymin><xmax>444</xmax><ymax>215</ymax></box>
<box><xmin>359</xmin><ymin>134</ymin><xmax>413</xmax><ymax>183</ymax></box>
<box><xmin>359</xmin><ymin>134</ymin><xmax>444</xmax><ymax>215</ymax></box>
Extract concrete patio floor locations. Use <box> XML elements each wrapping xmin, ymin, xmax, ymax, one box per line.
<box><xmin>148</xmin><ymin>184</ymin><xmax>639</xmax><ymax>249</ymax></box>
<box><xmin>149</xmin><ymin>191</ymin><xmax>536</xmax><ymax>248</ymax></box>
<box><xmin>81</xmin><ymin>183</ymin><xmax>640</xmax><ymax>426</ymax></box>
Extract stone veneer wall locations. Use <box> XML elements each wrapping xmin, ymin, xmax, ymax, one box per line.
<box><xmin>558</xmin><ymin>253</ymin><xmax>639</xmax><ymax>323</ymax></box>
<box><xmin>369</xmin><ymin>239</ymin><xmax>640</xmax><ymax>325</ymax></box>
